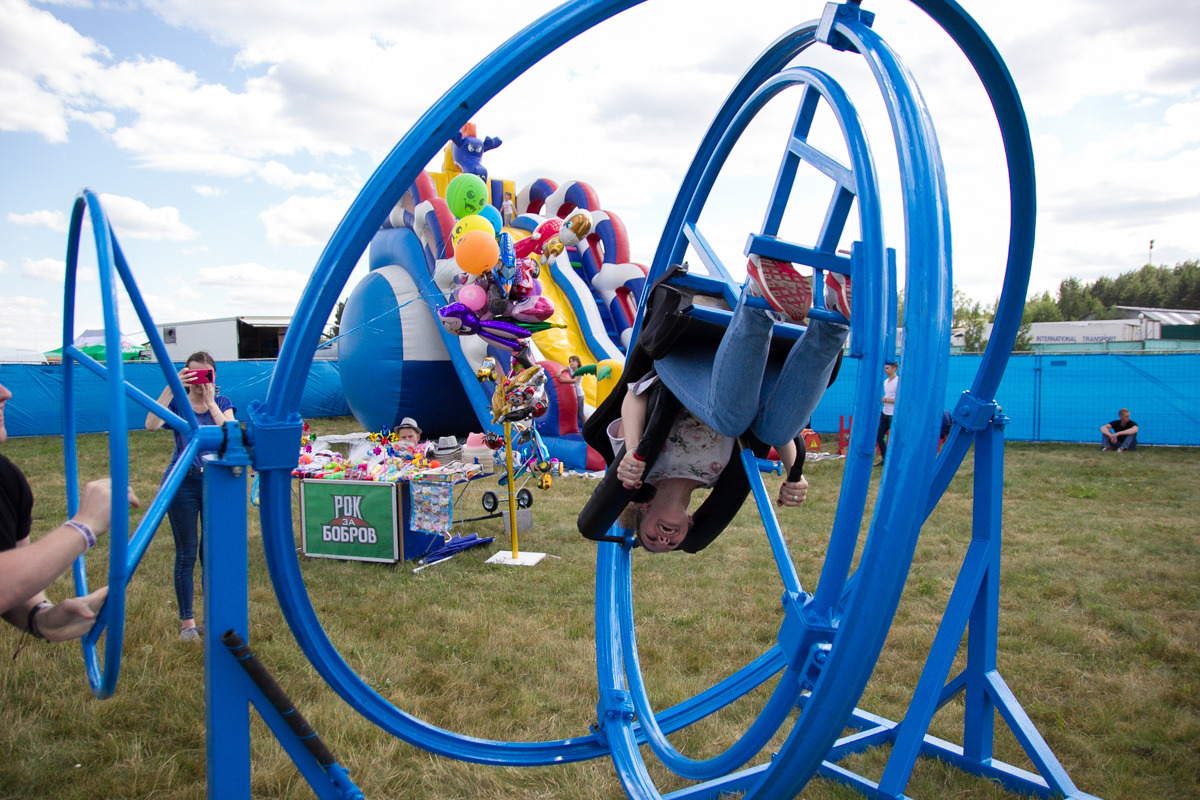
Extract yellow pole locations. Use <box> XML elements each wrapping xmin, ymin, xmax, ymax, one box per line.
<box><xmin>504</xmin><ymin>420</ymin><xmax>518</xmax><ymax>558</ymax></box>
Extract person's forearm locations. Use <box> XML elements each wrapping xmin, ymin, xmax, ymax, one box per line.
<box><xmin>146</xmin><ymin>385</ymin><xmax>174</xmax><ymax>429</ymax></box>
<box><xmin>0</xmin><ymin>528</ymin><xmax>88</xmax><ymax>614</ymax></box>
<box><xmin>1</xmin><ymin>591</ymin><xmax>48</xmax><ymax>631</ymax></box>
<box><xmin>778</xmin><ymin>440</ymin><xmax>797</xmax><ymax>474</ymax></box>
<box><xmin>620</xmin><ymin>390</ymin><xmax>647</xmax><ymax>452</ymax></box>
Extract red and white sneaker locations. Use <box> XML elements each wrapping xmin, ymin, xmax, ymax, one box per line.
<box><xmin>746</xmin><ymin>254</ymin><xmax>812</xmax><ymax>322</ymax></box>
<box><xmin>825</xmin><ymin>271</ymin><xmax>852</xmax><ymax>320</ymax></box>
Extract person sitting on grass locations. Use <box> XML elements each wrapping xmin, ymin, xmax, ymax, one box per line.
<box><xmin>608</xmin><ymin>256</ymin><xmax>850</xmax><ymax>553</ymax></box>
<box><xmin>1</xmin><ymin>380</ymin><xmax>141</xmax><ymax>648</ymax></box>
<box><xmin>1100</xmin><ymin>408</ymin><xmax>1138</xmax><ymax>452</ymax></box>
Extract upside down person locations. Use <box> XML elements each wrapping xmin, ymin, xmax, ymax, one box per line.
<box><xmin>608</xmin><ymin>256</ymin><xmax>851</xmax><ymax>552</ymax></box>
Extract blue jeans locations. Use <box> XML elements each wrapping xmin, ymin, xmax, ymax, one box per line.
<box><xmin>654</xmin><ymin>291</ymin><xmax>849</xmax><ymax>446</ymax></box>
<box><xmin>1101</xmin><ymin>433</ymin><xmax>1137</xmax><ymax>451</ymax></box>
<box><xmin>166</xmin><ymin>468</ymin><xmax>204</xmax><ymax>621</ymax></box>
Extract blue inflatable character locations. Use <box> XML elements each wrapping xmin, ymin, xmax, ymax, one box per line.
<box><xmin>451</xmin><ymin>121</ymin><xmax>502</xmax><ymax>182</ymax></box>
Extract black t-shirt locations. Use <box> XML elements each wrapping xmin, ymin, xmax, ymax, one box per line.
<box><xmin>1109</xmin><ymin>418</ymin><xmax>1137</xmax><ymax>434</ymax></box>
<box><xmin>0</xmin><ymin>454</ymin><xmax>34</xmax><ymax>552</ymax></box>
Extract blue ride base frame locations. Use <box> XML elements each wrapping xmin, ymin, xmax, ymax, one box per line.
<box><xmin>201</xmin><ymin>422</ymin><xmax>363</xmax><ymax>800</ymax></box>
<box><xmin>814</xmin><ymin>410</ymin><xmax>1101</xmax><ymax>800</ymax></box>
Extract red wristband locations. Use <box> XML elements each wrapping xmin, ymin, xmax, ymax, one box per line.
<box><xmin>631</xmin><ymin>452</ymin><xmax>645</xmax><ymax>462</ymax></box>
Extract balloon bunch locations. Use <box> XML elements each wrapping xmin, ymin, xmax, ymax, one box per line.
<box><xmin>439</xmin><ymin>174</ymin><xmax>582</xmax><ymax>365</ymax></box>
<box><xmin>489</xmin><ymin>364</ymin><xmax>549</xmax><ymax>424</ymax></box>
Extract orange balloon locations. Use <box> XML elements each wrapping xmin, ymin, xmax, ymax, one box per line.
<box><xmin>455</xmin><ymin>229</ymin><xmax>500</xmax><ymax>275</ymax></box>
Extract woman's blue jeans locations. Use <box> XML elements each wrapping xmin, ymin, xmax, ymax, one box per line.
<box><xmin>165</xmin><ymin>468</ymin><xmax>204</xmax><ymax>621</ymax></box>
<box><xmin>654</xmin><ymin>291</ymin><xmax>849</xmax><ymax>446</ymax></box>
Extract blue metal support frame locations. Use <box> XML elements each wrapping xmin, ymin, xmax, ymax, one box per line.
<box><xmin>810</xmin><ymin>415</ymin><xmax>1102</xmax><ymax>800</ymax></box>
<box><xmin>203</xmin><ymin>421</ymin><xmax>364</xmax><ymax>800</ymax></box>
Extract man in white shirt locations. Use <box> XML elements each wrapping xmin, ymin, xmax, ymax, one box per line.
<box><xmin>877</xmin><ymin>361</ymin><xmax>898</xmax><ymax>466</ymax></box>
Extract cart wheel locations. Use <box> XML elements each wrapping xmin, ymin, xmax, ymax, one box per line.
<box><xmin>481</xmin><ymin>491</ymin><xmax>498</xmax><ymax>513</ymax></box>
<box><xmin>538</xmin><ymin>474</ymin><xmax>552</xmax><ymax>490</ymax></box>
<box><xmin>516</xmin><ymin>488</ymin><xmax>533</xmax><ymax>509</ymax></box>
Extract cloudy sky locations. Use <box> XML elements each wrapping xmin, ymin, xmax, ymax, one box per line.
<box><xmin>1</xmin><ymin>0</ymin><xmax>1197</xmax><ymax>358</ymax></box>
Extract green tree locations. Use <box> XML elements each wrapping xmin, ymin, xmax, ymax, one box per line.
<box><xmin>1024</xmin><ymin>291</ymin><xmax>1063</xmax><ymax>323</ymax></box>
<box><xmin>953</xmin><ymin>287</ymin><xmax>989</xmax><ymax>352</ymax></box>
<box><xmin>1171</xmin><ymin>260</ymin><xmax>1200</xmax><ymax>309</ymax></box>
<box><xmin>1057</xmin><ymin>277</ymin><xmax>1103</xmax><ymax>320</ymax></box>
<box><xmin>324</xmin><ymin>299</ymin><xmax>346</xmax><ymax>341</ymax></box>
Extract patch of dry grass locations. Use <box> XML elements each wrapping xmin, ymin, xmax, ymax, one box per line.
<box><xmin>1</xmin><ymin>421</ymin><xmax>1196</xmax><ymax>799</ymax></box>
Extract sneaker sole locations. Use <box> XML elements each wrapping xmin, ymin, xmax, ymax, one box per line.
<box><xmin>748</xmin><ymin>256</ymin><xmax>812</xmax><ymax>321</ymax></box>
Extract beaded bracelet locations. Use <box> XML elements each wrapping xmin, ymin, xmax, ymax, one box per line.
<box><xmin>63</xmin><ymin>519</ymin><xmax>96</xmax><ymax>551</ymax></box>
<box><xmin>27</xmin><ymin>600</ymin><xmax>53</xmax><ymax>640</ymax></box>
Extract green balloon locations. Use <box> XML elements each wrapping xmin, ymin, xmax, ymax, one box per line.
<box><xmin>446</xmin><ymin>174</ymin><xmax>489</xmax><ymax>218</ymax></box>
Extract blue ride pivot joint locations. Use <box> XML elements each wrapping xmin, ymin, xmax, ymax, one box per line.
<box><xmin>817</xmin><ymin>1</ymin><xmax>875</xmax><ymax>52</ymax></box>
<box><xmin>245</xmin><ymin>400</ymin><xmax>304</xmax><ymax>471</ymax></box>
<box><xmin>597</xmin><ymin>688</ymin><xmax>636</xmax><ymax>729</ymax></box>
<box><xmin>777</xmin><ymin>590</ymin><xmax>836</xmax><ymax>687</ymax></box>
<box><xmin>951</xmin><ymin>391</ymin><xmax>1001</xmax><ymax>432</ymax></box>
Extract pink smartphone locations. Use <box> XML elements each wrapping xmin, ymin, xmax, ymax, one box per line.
<box><xmin>190</xmin><ymin>368</ymin><xmax>214</xmax><ymax>384</ymax></box>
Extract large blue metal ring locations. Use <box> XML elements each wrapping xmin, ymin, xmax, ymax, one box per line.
<box><xmin>63</xmin><ymin>189</ymin><xmax>223</xmax><ymax>698</ymax></box>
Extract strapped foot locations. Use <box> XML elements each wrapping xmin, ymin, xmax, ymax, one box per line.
<box><xmin>747</xmin><ymin>254</ymin><xmax>812</xmax><ymax>322</ymax></box>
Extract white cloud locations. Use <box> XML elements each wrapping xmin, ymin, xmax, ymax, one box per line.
<box><xmin>257</xmin><ymin>161</ymin><xmax>337</xmax><ymax>191</ymax></box>
<box><xmin>8</xmin><ymin>208</ymin><xmax>69</xmax><ymax>232</ymax></box>
<box><xmin>259</xmin><ymin>194</ymin><xmax>348</xmax><ymax>247</ymax></box>
<box><xmin>21</xmin><ymin>256</ymin><xmax>67</xmax><ymax>281</ymax></box>
<box><xmin>0</xmin><ymin>0</ymin><xmax>111</xmax><ymax>141</ymax></box>
<box><xmin>0</xmin><ymin>295</ymin><xmax>52</xmax><ymax>351</ymax></box>
<box><xmin>193</xmin><ymin>184</ymin><xmax>223</xmax><ymax>196</ymax></box>
<box><xmin>93</xmin><ymin>193</ymin><xmax>198</xmax><ymax>241</ymax></box>
<box><xmin>196</xmin><ymin>261</ymin><xmax>307</xmax><ymax>310</ymax></box>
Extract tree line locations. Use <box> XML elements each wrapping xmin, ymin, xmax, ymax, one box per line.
<box><xmin>945</xmin><ymin>260</ymin><xmax>1199</xmax><ymax>352</ymax></box>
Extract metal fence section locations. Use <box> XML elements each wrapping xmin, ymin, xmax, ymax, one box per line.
<box><xmin>814</xmin><ymin>351</ymin><xmax>1200</xmax><ymax>447</ymax></box>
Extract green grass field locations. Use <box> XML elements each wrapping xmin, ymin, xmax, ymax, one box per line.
<box><xmin>1</xmin><ymin>420</ymin><xmax>1197</xmax><ymax>800</ymax></box>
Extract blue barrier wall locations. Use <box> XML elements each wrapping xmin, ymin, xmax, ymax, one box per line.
<box><xmin>813</xmin><ymin>352</ymin><xmax>1200</xmax><ymax>447</ymax></box>
<box><xmin>0</xmin><ymin>360</ymin><xmax>349</xmax><ymax>439</ymax></box>
<box><xmin>3</xmin><ymin>353</ymin><xmax>1197</xmax><ymax>446</ymax></box>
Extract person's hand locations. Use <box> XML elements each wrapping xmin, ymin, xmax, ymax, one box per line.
<box><xmin>180</xmin><ymin>366</ymin><xmax>199</xmax><ymax>386</ymax></box>
<box><xmin>196</xmin><ymin>380</ymin><xmax>215</xmax><ymax>404</ymax></box>
<box><xmin>74</xmin><ymin>478</ymin><xmax>142</xmax><ymax>536</ymax></box>
<box><xmin>777</xmin><ymin>475</ymin><xmax>809</xmax><ymax>508</ymax></box>
<box><xmin>35</xmin><ymin>587</ymin><xmax>108</xmax><ymax>642</ymax></box>
<box><xmin>617</xmin><ymin>450</ymin><xmax>645</xmax><ymax>489</ymax></box>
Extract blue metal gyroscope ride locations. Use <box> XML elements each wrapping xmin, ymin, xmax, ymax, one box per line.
<box><xmin>57</xmin><ymin>1</ymin><xmax>1102</xmax><ymax>798</ymax></box>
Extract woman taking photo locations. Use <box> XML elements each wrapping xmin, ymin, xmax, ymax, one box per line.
<box><xmin>145</xmin><ymin>351</ymin><xmax>234</xmax><ymax>641</ymax></box>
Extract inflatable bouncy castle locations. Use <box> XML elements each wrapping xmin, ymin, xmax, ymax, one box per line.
<box><xmin>337</xmin><ymin>124</ymin><xmax>647</xmax><ymax>470</ymax></box>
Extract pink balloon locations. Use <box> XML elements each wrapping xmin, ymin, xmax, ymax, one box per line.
<box><xmin>458</xmin><ymin>283</ymin><xmax>487</xmax><ymax>311</ymax></box>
